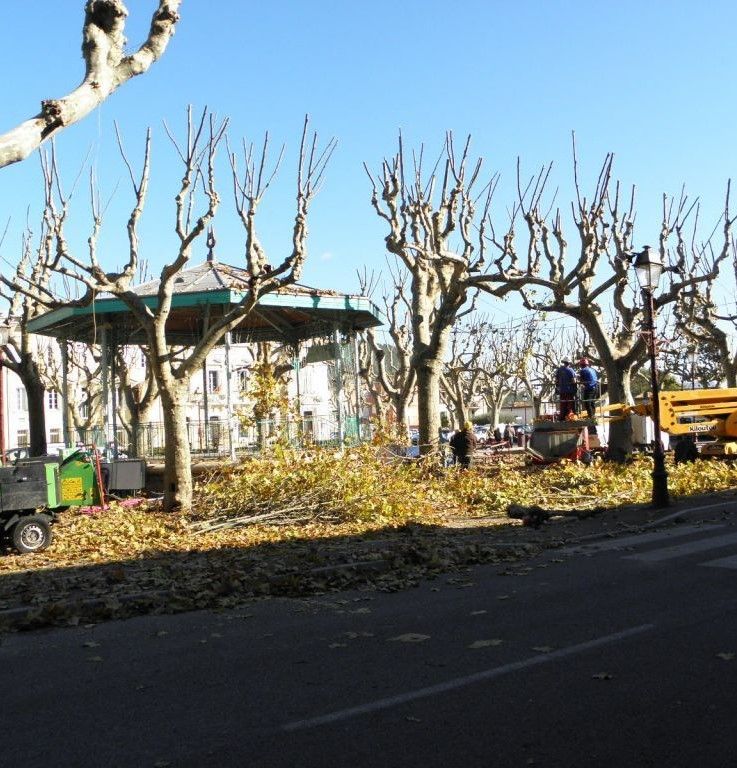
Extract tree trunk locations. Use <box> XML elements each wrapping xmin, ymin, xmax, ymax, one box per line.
<box><xmin>25</xmin><ymin>375</ymin><xmax>47</xmax><ymax>457</ymax></box>
<box><xmin>604</xmin><ymin>365</ymin><xmax>633</xmax><ymax>462</ymax></box>
<box><xmin>126</xmin><ymin>404</ymin><xmax>155</xmax><ymax>458</ymax></box>
<box><xmin>453</xmin><ymin>402</ymin><xmax>467</xmax><ymax>429</ymax></box>
<box><xmin>416</xmin><ymin>360</ymin><xmax>441</xmax><ymax>452</ymax></box>
<box><xmin>489</xmin><ymin>399</ymin><xmax>500</xmax><ymax>428</ymax></box>
<box><xmin>17</xmin><ymin>355</ymin><xmax>47</xmax><ymax>456</ymax></box>
<box><xmin>159</xmin><ymin>385</ymin><xmax>192</xmax><ymax>512</ymax></box>
<box><xmin>394</xmin><ymin>400</ymin><xmax>409</xmax><ymax>439</ymax></box>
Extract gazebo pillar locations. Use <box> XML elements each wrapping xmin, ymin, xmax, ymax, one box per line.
<box><xmin>60</xmin><ymin>341</ymin><xmax>70</xmax><ymax>445</ymax></box>
<box><xmin>225</xmin><ymin>331</ymin><xmax>236</xmax><ymax>462</ymax></box>
<box><xmin>333</xmin><ymin>326</ymin><xmax>344</xmax><ymax>446</ymax></box>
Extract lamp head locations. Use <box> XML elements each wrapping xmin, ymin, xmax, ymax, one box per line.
<box><xmin>633</xmin><ymin>245</ymin><xmax>664</xmax><ymax>292</ymax></box>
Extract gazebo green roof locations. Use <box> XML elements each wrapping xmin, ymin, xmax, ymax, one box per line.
<box><xmin>28</xmin><ymin>261</ymin><xmax>383</xmax><ymax>346</ymax></box>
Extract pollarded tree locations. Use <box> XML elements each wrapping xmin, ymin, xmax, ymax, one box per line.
<box><xmin>440</xmin><ymin>318</ymin><xmax>486</xmax><ymax>429</ymax></box>
<box><xmin>115</xmin><ymin>347</ymin><xmax>158</xmax><ymax>457</ymax></box>
<box><xmin>35</xmin><ymin>110</ymin><xmax>335</xmax><ymax>511</ymax></box>
<box><xmin>0</xmin><ymin>227</ymin><xmax>54</xmax><ymax>455</ymax></box>
<box><xmin>475</xmin><ymin>148</ymin><xmax>734</xmax><ymax>459</ymax></box>
<box><xmin>674</xmin><ymin>244</ymin><xmax>737</xmax><ymax>387</ymax></box>
<box><xmin>358</xmin><ymin>271</ymin><xmax>416</xmax><ymax>438</ymax></box>
<box><xmin>0</xmin><ymin>1</ymin><xmax>182</xmax><ymax>169</ymax></box>
<box><xmin>366</xmin><ymin>134</ymin><xmax>512</xmax><ymax>452</ymax></box>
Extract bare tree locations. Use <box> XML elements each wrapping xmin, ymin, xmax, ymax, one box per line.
<box><xmin>474</xmin><ymin>147</ymin><xmax>734</xmax><ymax>459</ymax></box>
<box><xmin>358</xmin><ymin>270</ymin><xmax>416</xmax><ymax>438</ymax></box>
<box><xmin>674</xmin><ymin>245</ymin><xmax>737</xmax><ymax>387</ymax></box>
<box><xmin>366</xmin><ymin>134</ymin><xmax>509</xmax><ymax>452</ymax></box>
<box><xmin>0</xmin><ymin>220</ymin><xmax>58</xmax><ymax>455</ymax></box>
<box><xmin>115</xmin><ymin>347</ymin><xmax>158</xmax><ymax>456</ymax></box>
<box><xmin>31</xmin><ymin>110</ymin><xmax>334</xmax><ymax>511</ymax></box>
<box><xmin>440</xmin><ymin>322</ymin><xmax>485</xmax><ymax>428</ymax></box>
<box><xmin>0</xmin><ymin>1</ymin><xmax>181</xmax><ymax>169</ymax></box>
<box><xmin>37</xmin><ymin>341</ymin><xmax>104</xmax><ymax>443</ymax></box>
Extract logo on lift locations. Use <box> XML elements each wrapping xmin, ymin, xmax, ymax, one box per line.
<box><xmin>687</xmin><ymin>423</ymin><xmax>712</xmax><ymax>432</ymax></box>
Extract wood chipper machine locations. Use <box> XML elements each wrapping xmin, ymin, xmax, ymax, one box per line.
<box><xmin>526</xmin><ymin>415</ymin><xmax>602</xmax><ymax>464</ymax></box>
<box><xmin>0</xmin><ymin>447</ymin><xmax>145</xmax><ymax>554</ymax></box>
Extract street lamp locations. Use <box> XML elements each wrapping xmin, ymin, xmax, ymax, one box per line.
<box><xmin>632</xmin><ymin>245</ymin><xmax>670</xmax><ymax>507</ymax></box>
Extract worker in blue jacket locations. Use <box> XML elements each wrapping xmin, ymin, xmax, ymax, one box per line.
<box><xmin>578</xmin><ymin>358</ymin><xmax>599</xmax><ymax>419</ymax></box>
<box><xmin>554</xmin><ymin>359</ymin><xmax>577</xmax><ymax>421</ymax></box>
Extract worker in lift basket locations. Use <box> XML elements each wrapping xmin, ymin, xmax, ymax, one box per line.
<box><xmin>578</xmin><ymin>358</ymin><xmax>599</xmax><ymax>420</ymax></box>
<box><xmin>554</xmin><ymin>359</ymin><xmax>577</xmax><ymax>421</ymax></box>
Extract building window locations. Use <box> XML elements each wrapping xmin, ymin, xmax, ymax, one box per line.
<box><xmin>49</xmin><ymin>428</ymin><xmax>62</xmax><ymax>443</ymax></box>
<box><xmin>16</xmin><ymin>388</ymin><xmax>28</xmax><ymax>411</ymax></box>
<box><xmin>237</xmin><ymin>368</ymin><xmax>249</xmax><ymax>392</ymax></box>
<box><xmin>79</xmin><ymin>400</ymin><xmax>90</xmax><ymax>419</ymax></box>
<box><xmin>207</xmin><ymin>370</ymin><xmax>220</xmax><ymax>394</ymax></box>
<box><xmin>17</xmin><ymin>429</ymin><xmax>29</xmax><ymax>447</ymax></box>
<box><xmin>48</xmin><ymin>391</ymin><xmax>60</xmax><ymax>410</ymax></box>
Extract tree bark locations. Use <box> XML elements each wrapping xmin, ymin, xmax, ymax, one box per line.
<box><xmin>24</xmin><ymin>371</ymin><xmax>47</xmax><ymax>457</ymax></box>
<box><xmin>14</xmin><ymin>354</ymin><xmax>47</xmax><ymax>456</ymax></box>
<box><xmin>416</xmin><ymin>359</ymin><xmax>442</xmax><ymax>449</ymax></box>
<box><xmin>159</xmin><ymin>385</ymin><xmax>191</xmax><ymax>512</ymax></box>
<box><xmin>0</xmin><ymin>1</ymin><xmax>182</xmax><ymax>169</ymax></box>
<box><xmin>603</xmin><ymin>364</ymin><xmax>633</xmax><ymax>461</ymax></box>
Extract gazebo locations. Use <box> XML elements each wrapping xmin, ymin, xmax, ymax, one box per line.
<box><xmin>28</xmin><ymin>259</ymin><xmax>383</xmax><ymax>456</ymax></box>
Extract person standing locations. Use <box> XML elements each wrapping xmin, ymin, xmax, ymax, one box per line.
<box><xmin>554</xmin><ymin>359</ymin><xmax>577</xmax><ymax>421</ymax></box>
<box><xmin>578</xmin><ymin>358</ymin><xmax>599</xmax><ymax>419</ymax></box>
<box><xmin>449</xmin><ymin>421</ymin><xmax>477</xmax><ymax>469</ymax></box>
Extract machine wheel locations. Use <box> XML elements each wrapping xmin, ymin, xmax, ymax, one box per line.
<box><xmin>11</xmin><ymin>515</ymin><xmax>53</xmax><ymax>554</ymax></box>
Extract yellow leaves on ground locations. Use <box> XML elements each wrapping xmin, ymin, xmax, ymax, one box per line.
<box><xmin>1</xmin><ymin>448</ymin><xmax>737</xmax><ymax>590</ymax></box>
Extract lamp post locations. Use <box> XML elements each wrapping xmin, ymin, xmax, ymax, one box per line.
<box><xmin>632</xmin><ymin>245</ymin><xmax>670</xmax><ymax>507</ymax></box>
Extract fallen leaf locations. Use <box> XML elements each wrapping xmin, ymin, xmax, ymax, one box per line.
<box><xmin>716</xmin><ymin>652</ymin><xmax>735</xmax><ymax>661</ymax></box>
<box><xmin>592</xmin><ymin>672</ymin><xmax>613</xmax><ymax>680</ymax></box>
<box><xmin>405</xmin><ymin>716</ymin><xmax>422</xmax><ymax>723</ymax></box>
<box><xmin>532</xmin><ymin>646</ymin><xmax>553</xmax><ymax>653</ymax></box>
<box><xmin>497</xmin><ymin>595</ymin><xmax>511</xmax><ymax>600</ymax></box>
<box><xmin>390</xmin><ymin>633</ymin><xmax>431</xmax><ymax>643</ymax></box>
<box><xmin>470</xmin><ymin>610</ymin><xmax>487</xmax><ymax>616</ymax></box>
<box><xmin>328</xmin><ymin>642</ymin><xmax>347</xmax><ymax>649</ymax></box>
<box><xmin>82</xmin><ymin>640</ymin><xmax>100</xmax><ymax>648</ymax></box>
<box><xmin>468</xmin><ymin>639</ymin><xmax>503</xmax><ymax>649</ymax></box>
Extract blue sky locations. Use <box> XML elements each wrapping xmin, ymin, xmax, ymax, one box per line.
<box><xmin>1</xmin><ymin>1</ymin><xmax>736</xmax><ymax>327</ymax></box>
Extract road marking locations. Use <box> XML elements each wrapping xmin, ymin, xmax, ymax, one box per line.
<box><xmin>701</xmin><ymin>554</ymin><xmax>737</xmax><ymax>570</ymax></box>
<box><xmin>559</xmin><ymin>524</ymin><xmax>725</xmax><ymax>556</ymax></box>
<box><xmin>281</xmin><ymin>624</ymin><xmax>655</xmax><ymax>731</ymax></box>
<box><xmin>622</xmin><ymin>531</ymin><xmax>737</xmax><ymax>563</ymax></box>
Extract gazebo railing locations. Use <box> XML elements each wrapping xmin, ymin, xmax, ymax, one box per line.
<box><xmin>72</xmin><ymin>415</ymin><xmax>367</xmax><ymax>460</ymax></box>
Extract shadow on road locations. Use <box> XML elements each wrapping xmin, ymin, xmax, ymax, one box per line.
<box><xmin>0</xmin><ymin>516</ymin><xmax>551</xmax><ymax>632</ymax></box>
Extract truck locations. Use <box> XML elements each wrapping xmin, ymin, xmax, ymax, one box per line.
<box><xmin>527</xmin><ymin>388</ymin><xmax>737</xmax><ymax>464</ymax></box>
<box><xmin>0</xmin><ymin>448</ymin><xmax>145</xmax><ymax>554</ymax></box>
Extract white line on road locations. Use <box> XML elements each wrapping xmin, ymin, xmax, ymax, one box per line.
<box><xmin>701</xmin><ymin>554</ymin><xmax>737</xmax><ymax>570</ymax></box>
<box><xmin>622</xmin><ymin>531</ymin><xmax>737</xmax><ymax>563</ymax></box>
<box><xmin>282</xmin><ymin>624</ymin><xmax>655</xmax><ymax>732</ymax></box>
<box><xmin>559</xmin><ymin>524</ymin><xmax>725</xmax><ymax>556</ymax></box>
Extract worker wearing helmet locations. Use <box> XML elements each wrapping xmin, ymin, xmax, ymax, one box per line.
<box><xmin>554</xmin><ymin>359</ymin><xmax>577</xmax><ymax>421</ymax></box>
<box><xmin>578</xmin><ymin>358</ymin><xmax>599</xmax><ymax>420</ymax></box>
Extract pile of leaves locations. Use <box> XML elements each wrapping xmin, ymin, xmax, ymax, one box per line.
<box><xmin>191</xmin><ymin>447</ymin><xmax>737</xmax><ymax>530</ymax></box>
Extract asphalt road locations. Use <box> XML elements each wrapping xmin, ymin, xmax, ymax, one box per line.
<box><xmin>2</xmin><ymin>509</ymin><xmax>737</xmax><ymax>767</ymax></box>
